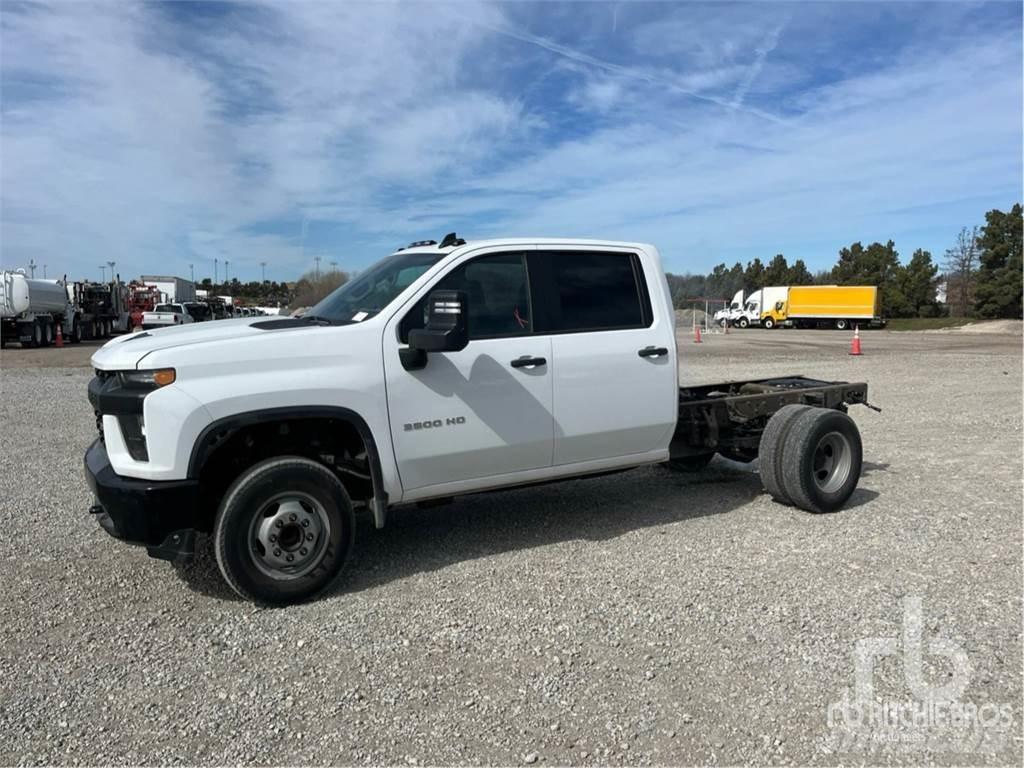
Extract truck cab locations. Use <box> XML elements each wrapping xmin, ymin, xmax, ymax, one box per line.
<box><xmin>85</xmin><ymin>235</ymin><xmax>870</xmax><ymax>604</ymax></box>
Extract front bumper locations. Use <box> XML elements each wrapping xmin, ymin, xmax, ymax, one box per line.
<box><xmin>84</xmin><ymin>439</ymin><xmax>201</xmax><ymax>563</ymax></box>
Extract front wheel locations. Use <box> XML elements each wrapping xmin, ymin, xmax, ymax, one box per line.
<box><xmin>737</xmin><ymin>317</ymin><xmax>749</xmax><ymax>329</ymax></box>
<box><xmin>214</xmin><ymin>456</ymin><xmax>356</xmax><ymax>604</ymax></box>
<box><xmin>763</xmin><ymin>317</ymin><xmax>776</xmax><ymax>330</ymax></box>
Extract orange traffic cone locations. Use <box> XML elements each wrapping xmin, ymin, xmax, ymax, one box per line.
<box><xmin>55</xmin><ymin>322</ymin><xmax>64</xmax><ymax>348</ymax></box>
<box><xmin>694</xmin><ymin>325</ymin><xmax>703</xmax><ymax>344</ymax></box>
<box><xmin>849</xmin><ymin>325</ymin><xmax>862</xmax><ymax>356</ymax></box>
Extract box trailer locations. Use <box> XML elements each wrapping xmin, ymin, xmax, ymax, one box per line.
<box><xmin>139</xmin><ymin>276</ymin><xmax>196</xmax><ymax>304</ymax></box>
<box><xmin>762</xmin><ymin>285</ymin><xmax>882</xmax><ymax>330</ymax></box>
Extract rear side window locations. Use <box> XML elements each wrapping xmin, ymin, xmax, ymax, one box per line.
<box><xmin>532</xmin><ymin>251</ymin><xmax>651</xmax><ymax>333</ymax></box>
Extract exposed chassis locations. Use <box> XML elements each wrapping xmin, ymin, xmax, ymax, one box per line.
<box><xmin>670</xmin><ymin>376</ymin><xmax>872</xmax><ymax>461</ymax></box>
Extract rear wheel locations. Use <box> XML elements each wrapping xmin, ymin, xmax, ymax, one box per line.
<box><xmin>758</xmin><ymin>404</ymin><xmax>813</xmax><ymax>505</ymax></box>
<box><xmin>214</xmin><ymin>456</ymin><xmax>356</xmax><ymax>605</ymax></box>
<box><xmin>40</xmin><ymin>319</ymin><xmax>53</xmax><ymax>346</ymax></box>
<box><xmin>28</xmin><ymin>319</ymin><xmax>44</xmax><ymax>348</ymax></box>
<box><xmin>835</xmin><ymin>318</ymin><xmax>848</xmax><ymax>331</ymax></box>
<box><xmin>780</xmin><ymin>409</ymin><xmax>862</xmax><ymax>513</ymax></box>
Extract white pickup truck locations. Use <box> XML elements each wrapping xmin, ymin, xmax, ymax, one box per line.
<box><xmin>85</xmin><ymin>235</ymin><xmax>875</xmax><ymax>604</ymax></box>
<box><xmin>140</xmin><ymin>303</ymin><xmax>194</xmax><ymax>330</ymax></box>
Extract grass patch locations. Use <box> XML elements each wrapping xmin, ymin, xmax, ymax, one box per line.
<box><xmin>886</xmin><ymin>317</ymin><xmax>976</xmax><ymax>331</ymax></box>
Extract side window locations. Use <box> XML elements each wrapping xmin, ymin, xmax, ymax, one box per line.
<box><xmin>535</xmin><ymin>251</ymin><xmax>650</xmax><ymax>333</ymax></box>
<box><xmin>400</xmin><ymin>252</ymin><xmax>531</xmax><ymax>342</ymax></box>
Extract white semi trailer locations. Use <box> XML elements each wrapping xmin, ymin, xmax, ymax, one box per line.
<box><xmin>1</xmin><ymin>270</ymin><xmax>79</xmax><ymax>348</ymax></box>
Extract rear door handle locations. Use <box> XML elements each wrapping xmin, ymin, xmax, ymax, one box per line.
<box><xmin>638</xmin><ymin>346</ymin><xmax>669</xmax><ymax>358</ymax></box>
<box><xmin>510</xmin><ymin>356</ymin><xmax>547</xmax><ymax>368</ymax></box>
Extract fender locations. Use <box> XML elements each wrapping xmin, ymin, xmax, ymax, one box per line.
<box><xmin>187</xmin><ymin>406</ymin><xmax>390</xmax><ymax>528</ymax></box>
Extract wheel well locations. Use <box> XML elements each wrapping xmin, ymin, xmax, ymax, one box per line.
<box><xmin>193</xmin><ymin>416</ymin><xmax>374</xmax><ymax>532</ymax></box>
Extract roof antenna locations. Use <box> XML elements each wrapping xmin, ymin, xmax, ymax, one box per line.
<box><xmin>439</xmin><ymin>232</ymin><xmax>465</xmax><ymax>248</ymax></box>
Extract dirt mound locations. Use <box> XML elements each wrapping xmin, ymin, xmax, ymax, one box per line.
<box><xmin>948</xmin><ymin>320</ymin><xmax>1023</xmax><ymax>335</ymax></box>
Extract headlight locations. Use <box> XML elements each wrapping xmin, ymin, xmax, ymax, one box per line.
<box><xmin>119</xmin><ymin>368</ymin><xmax>176</xmax><ymax>388</ymax></box>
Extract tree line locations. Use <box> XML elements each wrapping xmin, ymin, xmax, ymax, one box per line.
<box><xmin>667</xmin><ymin>203</ymin><xmax>1022</xmax><ymax>319</ymax></box>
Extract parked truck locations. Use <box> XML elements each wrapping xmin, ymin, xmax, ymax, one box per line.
<box><xmin>713</xmin><ymin>289</ymin><xmax>744</xmax><ymax>327</ymax></box>
<box><xmin>731</xmin><ymin>286</ymin><xmax>788</xmax><ymax>328</ymax></box>
<box><xmin>139</xmin><ymin>275</ymin><xmax>196</xmax><ymax>304</ymax></box>
<box><xmin>1</xmin><ymin>270</ymin><xmax>77</xmax><ymax>347</ymax></box>
<box><xmin>67</xmin><ymin>279</ymin><xmax>133</xmax><ymax>339</ymax></box>
<box><xmin>85</xmin><ymin>235</ymin><xmax>877</xmax><ymax>604</ymax></box>
<box><xmin>760</xmin><ymin>285</ymin><xmax>882</xmax><ymax>330</ymax></box>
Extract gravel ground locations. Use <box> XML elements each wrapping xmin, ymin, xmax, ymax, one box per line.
<box><xmin>1</xmin><ymin>330</ymin><xmax>1021</xmax><ymax>766</ymax></box>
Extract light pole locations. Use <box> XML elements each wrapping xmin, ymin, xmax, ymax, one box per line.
<box><xmin>225</xmin><ymin>260</ymin><xmax>230</xmax><ymax>283</ymax></box>
<box><xmin>260</xmin><ymin>261</ymin><xmax>267</xmax><ymax>283</ymax></box>
<box><xmin>107</xmin><ymin>261</ymin><xmax>116</xmax><ymax>283</ymax></box>
<box><xmin>43</xmin><ymin>264</ymin><xmax>48</xmax><ymax>278</ymax></box>
<box><xmin>98</xmin><ymin>265</ymin><xmax>107</xmax><ymax>282</ymax></box>
<box><xmin>214</xmin><ymin>258</ymin><xmax>219</xmax><ymax>284</ymax></box>
<box><xmin>330</xmin><ymin>260</ymin><xmax>338</xmax><ymax>272</ymax></box>
<box><xmin>189</xmin><ymin>263</ymin><xmax>194</xmax><ymax>283</ymax></box>
<box><xmin>28</xmin><ymin>259</ymin><xmax>36</xmax><ymax>278</ymax></box>
<box><xmin>314</xmin><ymin>255</ymin><xmax>321</xmax><ymax>279</ymax></box>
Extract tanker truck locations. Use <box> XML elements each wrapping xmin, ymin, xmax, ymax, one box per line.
<box><xmin>1</xmin><ymin>270</ymin><xmax>79</xmax><ymax>348</ymax></box>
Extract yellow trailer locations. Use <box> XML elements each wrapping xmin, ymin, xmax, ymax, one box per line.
<box><xmin>761</xmin><ymin>285</ymin><xmax>882</xmax><ymax>330</ymax></box>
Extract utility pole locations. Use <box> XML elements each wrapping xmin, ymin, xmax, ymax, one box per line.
<box><xmin>98</xmin><ymin>265</ymin><xmax>107</xmax><ymax>282</ymax></box>
<box><xmin>330</xmin><ymin>260</ymin><xmax>338</xmax><ymax>272</ymax></box>
<box><xmin>43</xmin><ymin>264</ymin><xmax>48</xmax><ymax>278</ymax></box>
<box><xmin>107</xmin><ymin>261</ymin><xmax>116</xmax><ymax>284</ymax></box>
<box><xmin>225</xmin><ymin>260</ymin><xmax>230</xmax><ymax>283</ymax></box>
<box><xmin>214</xmin><ymin>258</ymin><xmax>219</xmax><ymax>285</ymax></box>
<box><xmin>260</xmin><ymin>261</ymin><xmax>267</xmax><ymax>283</ymax></box>
<box><xmin>314</xmin><ymin>255</ymin><xmax>322</xmax><ymax>279</ymax></box>
<box><xmin>189</xmin><ymin>263</ymin><xmax>194</xmax><ymax>283</ymax></box>
<box><xmin>28</xmin><ymin>259</ymin><xmax>37</xmax><ymax>278</ymax></box>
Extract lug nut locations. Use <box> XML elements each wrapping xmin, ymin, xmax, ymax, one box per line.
<box><xmin>269</xmin><ymin>534</ymin><xmax>277</xmax><ymax>543</ymax></box>
<box><xmin>286</xmin><ymin>554</ymin><xmax>294</xmax><ymax>562</ymax></box>
<box><xmin>289</xmin><ymin>513</ymin><xmax>297</xmax><ymax>522</ymax></box>
<box><xmin>275</xmin><ymin>520</ymin><xmax>283</xmax><ymax>529</ymax></box>
<box><xmin>305</xmin><ymin>532</ymin><xmax>314</xmax><ymax>541</ymax></box>
<box><xmin>299</xmin><ymin>548</ymin><xmax>307</xmax><ymax>556</ymax></box>
<box><xmin>273</xmin><ymin>548</ymin><xmax>281</xmax><ymax>557</ymax></box>
<box><xmin>301</xmin><ymin>519</ymin><xmax>310</xmax><ymax>528</ymax></box>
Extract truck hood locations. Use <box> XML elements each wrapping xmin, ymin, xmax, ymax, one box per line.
<box><xmin>91</xmin><ymin>317</ymin><xmax>322</xmax><ymax>370</ymax></box>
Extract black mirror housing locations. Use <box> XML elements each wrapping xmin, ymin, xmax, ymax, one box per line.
<box><xmin>408</xmin><ymin>290</ymin><xmax>469</xmax><ymax>353</ymax></box>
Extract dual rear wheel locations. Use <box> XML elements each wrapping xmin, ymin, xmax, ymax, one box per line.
<box><xmin>759</xmin><ymin>405</ymin><xmax>862</xmax><ymax>513</ymax></box>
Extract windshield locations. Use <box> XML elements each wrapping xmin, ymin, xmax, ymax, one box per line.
<box><xmin>309</xmin><ymin>251</ymin><xmax>446</xmax><ymax>323</ymax></box>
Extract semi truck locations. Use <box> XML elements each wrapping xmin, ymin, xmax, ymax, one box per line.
<box><xmin>712</xmin><ymin>289</ymin><xmax>744</xmax><ymax>327</ymax></box>
<box><xmin>85</xmin><ymin>235</ymin><xmax>877</xmax><ymax>604</ymax></box>
<box><xmin>1</xmin><ymin>270</ymin><xmax>77</xmax><ymax>347</ymax></box>
<box><xmin>760</xmin><ymin>285</ymin><xmax>882</xmax><ymax>330</ymax></box>
<box><xmin>731</xmin><ymin>286</ymin><xmax>788</xmax><ymax>328</ymax></box>
<box><xmin>67</xmin><ymin>279</ymin><xmax>133</xmax><ymax>339</ymax></box>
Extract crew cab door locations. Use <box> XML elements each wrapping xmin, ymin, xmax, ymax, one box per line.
<box><xmin>383</xmin><ymin>249</ymin><xmax>554</xmax><ymax>496</ymax></box>
<box><xmin>529</xmin><ymin>247</ymin><xmax>677</xmax><ymax>465</ymax></box>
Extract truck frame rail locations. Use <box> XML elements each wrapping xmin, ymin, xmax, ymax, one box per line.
<box><xmin>671</xmin><ymin>376</ymin><xmax>870</xmax><ymax>462</ymax></box>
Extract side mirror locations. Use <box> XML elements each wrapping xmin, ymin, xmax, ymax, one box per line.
<box><xmin>400</xmin><ymin>290</ymin><xmax>468</xmax><ymax>370</ymax></box>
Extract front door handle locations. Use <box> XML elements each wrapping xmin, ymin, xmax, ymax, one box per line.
<box><xmin>638</xmin><ymin>346</ymin><xmax>669</xmax><ymax>358</ymax></box>
<box><xmin>510</xmin><ymin>356</ymin><xmax>547</xmax><ymax>368</ymax></box>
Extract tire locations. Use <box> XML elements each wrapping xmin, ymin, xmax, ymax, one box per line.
<box><xmin>763</xmin><ymin>317</ymin><xmax>775</xmax><ymax>330</ymax></box>
<box><xmin>71</xmin><ymin>318</ymin><xmax>82</xmax><ymax>344</ymax></box>
<box><xmin>214</xmin><ymin>456</ymin><xmax>356</xmax><ymax>605</ymax></box>
<box><xmin>664</xmin><ymin>453</ymin><xmax>715</xmax><ymax>473</ymax></box>
<box><xmin>738</xmin><ymin>317</ymin><xmax>749</xmax><ymax>329</ymax></box>
<box><xmin>29</xmin><ymin>319</ymin><xmax>43</xmax><ymax>348</ymax></box>
<box><xmin>780</xmin><ymin>409</ymin><xmax>863</xmax><ymax>514</ymax></box>
<box><xmin>758</xmin><ymin>404</ymin><xmax>814</xmax><ymax>505</ymax></box>
<box><xmin>835</xmin><ymin>319</ymin><xmax>848</xmax><ymax>331</ymax></box>
<box><xmin>41</xmin><ymin>319</ymin><xmax>52</xmax><ymax>347</ymax></box>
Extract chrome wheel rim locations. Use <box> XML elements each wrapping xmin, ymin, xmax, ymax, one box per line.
<box><xmin>812</xmin><ymin>431</ymin><xmax>852</xmax><ymax>493</ymax></box>
<box><xmin>248</xmin><ymin>492</ymin><xmax>330</xmax><ymax>580</ymax></box>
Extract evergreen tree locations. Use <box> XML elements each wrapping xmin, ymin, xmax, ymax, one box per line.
<box><xmin>974</xmin><ymin>204</ymin><xmax>1023</xmax><ymax>319</ymax></box>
